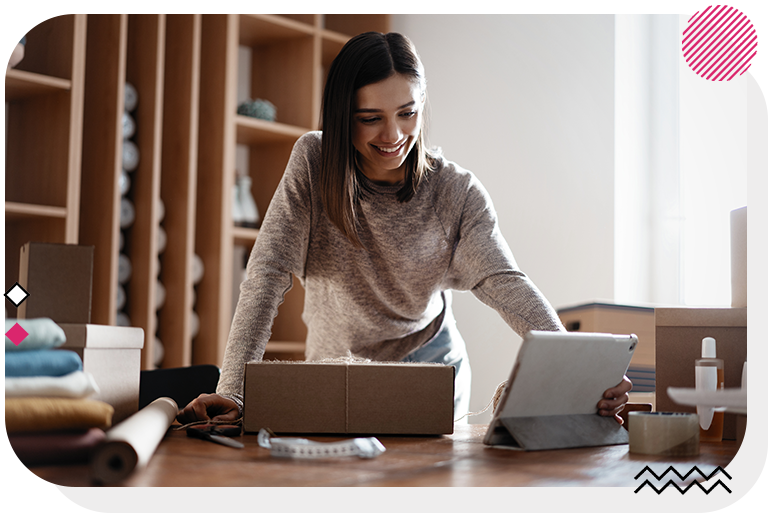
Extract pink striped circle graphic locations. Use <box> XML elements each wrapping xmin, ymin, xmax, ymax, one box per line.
<box><xmin>683</xmin><ymin>16</ymin><xmax>747</xmax><ymax>81</ymax></box>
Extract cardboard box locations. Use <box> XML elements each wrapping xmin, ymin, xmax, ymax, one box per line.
<box><xmin>18</xmin><ymin>242</ymin><xmax>94</xmax><ymax>323</ymax></box>
<box><xmin>558</xmin><ymin>302</ymin><xmax>656</xmax><ymax>393</ymax></box>
<box><xmin>59</xmin><ymin>324</ymin><xmax>144</xmax><ymax>424</ymax></box>
<box><xmin>244</xmin><ymin>361</ymin><xmax>455</xmax><ymax>435</ymax></box>
<box><xmin>655</xmin><ymin>307</ymin><xmax>747</xmax><ymax>440</ymax></box>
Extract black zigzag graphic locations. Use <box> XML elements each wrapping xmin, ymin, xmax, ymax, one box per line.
<box><xmin>634</xmin><ymin>465</ymin><xmax>732</xmax><ymax>482</ymax></box>
<box><xmin>635</xmin><ymin>479</ymin><xmax>732</xmax><ymax>494</ymax></box>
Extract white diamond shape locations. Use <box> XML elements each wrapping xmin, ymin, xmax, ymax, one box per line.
<box><xmin>5</xmin><ymin>282</ymin><xmax>30</xmax><ymax>307</ymax></box>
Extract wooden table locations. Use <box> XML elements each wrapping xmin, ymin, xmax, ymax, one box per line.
<box><xmin>29</xmin><ymin>424</ymin><xmax>737</xmax><ymax>487</ymax></box>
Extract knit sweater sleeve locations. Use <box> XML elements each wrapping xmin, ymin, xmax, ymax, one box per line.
<box><xmin>444</xmin><ymin>170</ymin><xmax>565</xmax><ymax>336</ymax></box>
<box><xmin>215</xmin><ymin>133</ymin><xmax>315</xmax><ymax>411</ymax></box>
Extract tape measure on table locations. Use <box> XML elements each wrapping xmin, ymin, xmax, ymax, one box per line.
<box><xmin>257</xmin><ymin>428</ymin><xmax>385</xmax><ymax>459</ymax></box>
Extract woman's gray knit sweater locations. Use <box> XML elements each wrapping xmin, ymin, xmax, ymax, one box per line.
<box><xmin>217</xmin><ymin>131</ymin><xmax>564</xmax><ymax>409</ymax></box>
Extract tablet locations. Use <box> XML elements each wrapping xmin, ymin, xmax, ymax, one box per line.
<box><xmin>483</xmin><ymin>331</ymin><xmax>637</xmax><ymax>450</ymax></box>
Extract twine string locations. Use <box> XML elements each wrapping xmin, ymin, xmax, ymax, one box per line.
<box><xmin>173</xmin><ymin>417</ymin><xmax>243</xmax><ymax>431</ymax></box>
<box><xmin>454</xmin><ymin>380</ymin><xmax>507</xmax><ymax>423</ymax></box>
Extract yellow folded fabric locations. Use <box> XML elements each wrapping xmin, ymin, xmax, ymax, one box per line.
<box><xmin>5</xmin><ymin>397</ymin><xmax>114</xmax><ymax>433</ymax></box>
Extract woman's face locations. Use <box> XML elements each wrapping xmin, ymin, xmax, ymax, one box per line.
<box><xmin>352</xmin><ymin>73</ymin><xmax>424</xmax><ymax>185</ymax></box>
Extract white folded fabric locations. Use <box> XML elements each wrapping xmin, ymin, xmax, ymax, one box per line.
<box><xmin>5</xmin><ymin>317</ymin><xmax>66</xmax><ymax>351</ymax></box>
<box><xmin>5</xmin><ymin>371</ymin><xmax>100</xmax><ymax>399</ymax></box>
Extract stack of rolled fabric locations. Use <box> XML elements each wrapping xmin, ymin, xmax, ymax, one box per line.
<box><xmin>5</xmin><ymin>318</ymin><xmax>114</xmax><ymax>466</ymax></box>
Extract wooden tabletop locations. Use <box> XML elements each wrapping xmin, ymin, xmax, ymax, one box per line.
<box><xmin>29</xmin><ymin>424</ymin><xmax>738</xmax><ymax>487</ymax></box>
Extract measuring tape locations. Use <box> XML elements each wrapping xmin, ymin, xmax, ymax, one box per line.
<box><xmin>257</xmin><ymin>428</ymin><xmax>385</xmax><ymax>459</ymax></box>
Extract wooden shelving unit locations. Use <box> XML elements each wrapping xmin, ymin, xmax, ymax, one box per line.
<box><xmin>197</xmin><ymin>14</ymin><xmax>389</xmax><ymax>364</ymax></box>
<box><xmin>5</xmin><ymin>13</ymin><xmax>389</xmax><ymax>369</ymax></box>
<box><xmin>5</xmin><ymin>14</ymin><xmax>86</xmax><ymax>318</ymax></box>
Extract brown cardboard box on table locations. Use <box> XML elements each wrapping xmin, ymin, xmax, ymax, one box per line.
<box><xmin>655</xmin><ymin>307</ymin><xmax>747</xmax><ymax>440</ymax></box>
<box><xmin>244</xmin><ymin>361</ymin><xmax>455</xmax><ymax>435</ymax></box>
<box><xmin>59</xmin><ymin>324</ymin><xmax>144</xmax><ymax>424</ymax></box>
<box><xmin>18</xmin><ymin>242</ymin><xmax>94</xmax><ymax>323</ymax></box>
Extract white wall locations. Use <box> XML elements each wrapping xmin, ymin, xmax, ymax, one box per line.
<box><xmin>392</xmin><ymin>15</ymin><xmax>616</xmax><ymax>421</ymax></box>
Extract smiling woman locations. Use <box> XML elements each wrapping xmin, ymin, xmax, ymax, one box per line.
<box><xmin>319</xmin><ymin>32</ymin><xmax>441</xmax><ymax>247</ymax></box>
<box><xmin>177</xmin><ymin>30</ymin><xmax>632</xmax><ymax>429</ymax></box>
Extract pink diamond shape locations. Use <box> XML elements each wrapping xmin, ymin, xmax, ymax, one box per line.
<box><xmin>6</xmin><ymin>323</ymin><xmax>29</xmax><ymax>346</ymax></box>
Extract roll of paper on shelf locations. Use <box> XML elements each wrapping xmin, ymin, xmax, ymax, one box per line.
<box><xmin>120</xmin><ymin>198</ymin><xmax>135</xmax><ymax>229</ymax></box>
<box><xmin>157</xmin><ymin>225</ymin><xmax>167</xmax><ymax>254</ymax></box>
<box><xmin>118</xmin><ymin>254</ymin><xmax>132</xmax><ymax>284</ymax></box>
<box><xmin>122</xmin><ymin>112</ymin><xmax>136</xmax><ymax>139</ymax></box>
<box><xmin>124</xmin><ymin>82</ymin><xmax>138</xmax><ymax>112</ymax></box>
<box><xmin>116</xmin><ymin>284</ymin><xmax>126</xmax><ymax>311</ymax></box>
<box><xmin>90</xmin><ymin>397</ymin><xmax>178</xmax><ymax>484</ymax></box>
<box><xmin>192</xmin><ymin>254</ymin><xmax>204</xmax><ymax>284</ymax></box>
<box><xmin>628</xmin><ymin>412</ymin><xmax>699</xmax><ymax>456</ymax></box>
<box><xmin>155</xmin><ymin>281</ymin><xmax>166</xmax><ymax>311</ymax></box>
<box><xmin>123</xmin><ymin>140</ymin><xmax>140</xmax><ymax>171</ymax></box>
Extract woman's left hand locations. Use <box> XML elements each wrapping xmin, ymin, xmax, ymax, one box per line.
<box><xmin>597</xmin><ymin>375</ymin><xmax>632</xmax><ymax>424</ymax></box>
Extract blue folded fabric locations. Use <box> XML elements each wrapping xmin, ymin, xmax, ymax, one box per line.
<box><xmin>5</xmin><ymin>349</ymin><xmax>82</xmax><ymax>377</ymax></box>
<box><xmin>5</xmin><ymin>318</ymin><xmax>66</xmax><ymax>352</ymax></box>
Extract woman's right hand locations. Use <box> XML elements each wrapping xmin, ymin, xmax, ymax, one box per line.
<box><xmin>176</xmin><ymin>393</ymin><xmax>240</xmax><ymax>424</ymax></box>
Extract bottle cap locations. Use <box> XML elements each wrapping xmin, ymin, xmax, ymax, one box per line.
<box><xmin>702</xmin><ymin>337</ymin><xmax>716</xmax><ymax>358</ymax></box>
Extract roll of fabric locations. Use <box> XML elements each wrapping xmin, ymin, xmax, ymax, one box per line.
<box><xmin>8</xmin><ymin>428</ymin><xmax>107</xmax><ymax>466</ymax></box>
<box><xmin>5</xmin><ymin>318</ymin><xmax>66</xmax><ymax>351</ymax></box>
<box><xmin>5</xmin><ymin>397</ymin><xmax>114</xmax><ymax>433</ymax></box>
<box><xmin>5</xmin><ymin>349</ymin><xmax>82</xmax><ymax>377</ymax></box>
<box><xmin>5</xmin><ymin>371</ymin><xmax>99</xmax><ymax>398</ymax></box>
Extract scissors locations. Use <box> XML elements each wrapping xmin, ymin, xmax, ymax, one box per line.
<box><xmin>186</xmin><ymin>424</ymin><xmax>244</xmax><ymax>449</ymax></box>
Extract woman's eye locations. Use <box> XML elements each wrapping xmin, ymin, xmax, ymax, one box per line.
<box><xmin>400</xmin><ymin>111</ymin><xmax>416</xmax><ymax>118</ymax></box>
<box><xmin>360</xmin><ymin>117</ymin><xmax>379</xmax><ymax>124</ymax></box>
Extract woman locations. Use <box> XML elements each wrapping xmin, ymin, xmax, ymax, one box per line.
<box><xmin>178</xmin><ymin>32</ymin><xmax>631</xmax><ymax>425</ymax></box>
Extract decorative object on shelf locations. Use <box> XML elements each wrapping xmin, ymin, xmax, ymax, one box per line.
<box><xmin>124</xmin><ymin>82</ymin><xmax>138</xmax><ymax>112</ymax></box>
<box><xmin>232</xmin><ymin>184</ymin><xmax>244</xmax><ymax>225</ymax></box>
<box><xmin>122</xmin><ymin>140</ymin><xmax>140</xmax><ymax>171</ymax></box>
<box><xmin>5</xmin><ymin>14</ymin><xmax>27</xmax><ymax>68</ymax></box>
<box><xmin>120</xmin><ymin>198</ymin><xmax>135</xmax><ymax>229</ymax></box>
<box><xmin>235</xmin><ymin>173</ymin><xmax>260</xmax><ymax>228</ymax></box>
<box><xmin>236</xmin><ymin>98</ymin><xmax>276</xmax><ymax>121</ymax></box>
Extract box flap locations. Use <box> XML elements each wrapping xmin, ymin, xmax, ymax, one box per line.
<box><xmin>655</xmin><ymin>307</ymin><xmax>747</xmax><ymax>328</ymax></box>
<box><xmin>59</xmin><ymin>324</ymin><xmax>144</xmax><ymax>349</ymax></box>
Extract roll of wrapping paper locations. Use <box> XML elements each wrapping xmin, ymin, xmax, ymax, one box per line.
<box><xmin>90</xmin><ymin>397</ymin><xmax>178</xmax><ymax>484</ymax></box>
<box><xmin>628</xmin><ymin>412</ymin><xmax>699</xmax><ymax>456</ymax></box>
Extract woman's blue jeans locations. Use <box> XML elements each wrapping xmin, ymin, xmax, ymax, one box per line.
<box><xmin>401</xmin><ymin>312</ymin><xmax>471</xmax><ymax>423</ymax></box>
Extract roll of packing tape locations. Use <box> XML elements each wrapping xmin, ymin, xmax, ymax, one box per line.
<box><xmin>629</xmin><ymin>412</ymin><xmax>699</xmax><ymax>456</ymax></box>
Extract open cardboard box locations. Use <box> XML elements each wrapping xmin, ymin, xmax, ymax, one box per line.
<box><xmin>243</xmin><ymin>361</ymin><xmax>455</xmax><ymax>435</ymax></box>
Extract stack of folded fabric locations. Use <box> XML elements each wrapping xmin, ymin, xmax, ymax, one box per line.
<box><xmin>5</xmin><ymin>318</ymin><xmax>115</xmax><ymax>466</ymax></box>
